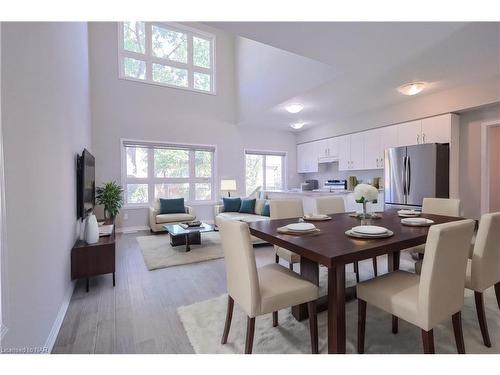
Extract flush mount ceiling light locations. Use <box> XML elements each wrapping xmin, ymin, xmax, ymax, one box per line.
<box><xmin>285</xmin><ymin>103</ymin><xmax>304</xmax><ymax>113</ymax></box>
<box><xmin>397</xmin><ymin>82</ymin><xmax>427</xmax><ymax>96</ymax></box>
<box><xmin>290</xmin><ymin>122</ymin><xmax>305</xmax><ymax>130</ymax></box>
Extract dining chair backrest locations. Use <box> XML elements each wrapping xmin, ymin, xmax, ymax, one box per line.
<box><xmin>417</xmin><ymin>219</ymin><xmax>475</xmax><ymax>330</ymax></box>
<box><xmin>219</xmin><ymin>220</ymin><xmax>261</xmax><ymax>317</ymax></box>
<box><xmin>422</xmin><ymin>198</ymin><xmax>461</xmax><ymax>217</ymax></box>
<box><xmin>270</xmin><ymin>199</ymin><xmax>304</xmax><ymax>220</ymax></box>
<box><xmin>315</xmin><ymin>196</ymin><xmax>346</xmax><ymax>215</ymax></box>
<box><xmin>470</xmin><ymin>212</ymin><xmax>500</xmax><ymax>291</ymax></box>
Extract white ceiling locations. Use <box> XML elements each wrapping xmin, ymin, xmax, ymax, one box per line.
<box><xmin>208</xmin><ymin>22</ymin><xmax>500</xmax><ymax>131</ymax></box>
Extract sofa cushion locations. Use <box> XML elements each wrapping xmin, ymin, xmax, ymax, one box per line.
<box><xmin>159</xmin><ymin>198</ymin><xmax>185</xmax><ymax>214</ymax></box>
<box><xmin>239</xmin><ymin>198</ymin><xmax>256</xmax><ymax>214</ymax></box>
<box><xmin>223</xmin><ymin>197</ymin><xmax>241</xmax><ymax>212</ymax></box>
<box><xmin>156</xmin><ymin>213</ymin><xmax>195</xmax><ymax>224</ymax></box>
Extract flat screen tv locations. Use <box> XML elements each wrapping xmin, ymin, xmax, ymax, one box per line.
<box><xmin>77</xmin><ymin>149</ymin><xmax>95</xmax><ymax>218</ymax></box>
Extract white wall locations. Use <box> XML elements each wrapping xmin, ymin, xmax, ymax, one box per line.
<box><xmin>1</xmin><ymin>23</ymin><xmax>91</xmax><ymax>351</ymax></box>
<box><xmin>89</xmin><ymin>22</ymin><xmax>299</xmax><ymax>229</ymax></box>
<box><xmin>458</xmin><ymin>103</ymin><xmax>500</xmax><ymax>219</ymax></box>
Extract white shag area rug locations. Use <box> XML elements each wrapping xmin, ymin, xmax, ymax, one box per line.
<box><xmin>178</xmin><ymin>268</ymin><xmax>500</xmax><ymax>354</ymax></box>
<box><xmin>137</xmin><ymin>232</ymin><xmax>224</xmax><ymax>270</ymax></box>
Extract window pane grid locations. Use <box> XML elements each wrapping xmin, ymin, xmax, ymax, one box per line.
<box><xmin>124</xmin><ymin>143</ymin><xmax>215</xmax><ymax>205</ymax></box>
<box><xmin>120</xmin><ymin>22</ymin><xmax>215</xmax><ymax>94</ymax></box>
<box><xmin>245</xmin><ymin>152</ymin><xmax>285</xmax><ymax>196</ymax></box>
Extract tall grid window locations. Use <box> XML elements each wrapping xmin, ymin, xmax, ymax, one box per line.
<box><xmin>245</xmin><ymin>150</ymin><xmax>286</xmax><ymax>196</ymax></box>
<box><xmin>119</xmin><ymin>22</ymin><xmax>215</xmax><ymax>94</ymax></box>
<box><xmin>123</xmin><ymin>141</ymin><xmax>215</xmax><ymax>206</ymax></box>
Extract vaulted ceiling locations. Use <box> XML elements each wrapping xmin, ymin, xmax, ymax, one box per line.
<box><xmin>208</xmin><ymin>22</ymin><xmax>500</xmax><ymax>131</ymax></box>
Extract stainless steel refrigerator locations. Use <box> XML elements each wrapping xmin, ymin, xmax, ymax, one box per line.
<box><xmin>384</xmin><ymin>143</ymin><xmax>449</xmax><ymax>209</ymax></box>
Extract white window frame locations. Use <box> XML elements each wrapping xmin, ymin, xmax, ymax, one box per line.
<box><xmin>117</xmin><ymin>22</ymin><xmax>216</xmax><ymax>95</ymax></box>
<box><xmin>244</xmin><ymin>149</ymin><xmax>287</xmax><ymax>195</ymax></box>
<box><xmin>121</xmin><ymin>139</ymin><xmax>217</xmax><ymax>208</ymax></box>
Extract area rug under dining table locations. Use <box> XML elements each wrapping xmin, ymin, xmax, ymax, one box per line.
<box><xmin>177</xmin><ymin>262</ymin><xmax>500</xmax><ymax>354</ymax></box>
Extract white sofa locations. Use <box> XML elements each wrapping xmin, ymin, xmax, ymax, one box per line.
<box><xmin>214</xmin><ymin>199</ymin><xmax>269</xmax><ymax>244</ymax></box>
<box><xmin>149</xmin><ymin>199</ymin><xmax>196</xmax><ymax>233</ymax></box>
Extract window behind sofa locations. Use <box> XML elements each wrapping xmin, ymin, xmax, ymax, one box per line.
<box><xmin>122</xmin><ymin>140</ymin><xmax>216</xmax><ymax>207</ymax></box>
<box><xmin>245</xmin><ymin>150</ymin><xmax>286</xmax><ymax>196</ymax></box>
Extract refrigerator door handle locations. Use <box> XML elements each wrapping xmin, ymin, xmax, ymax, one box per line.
<box><xmin>402</xmin><ymin>156</ymin><xmax>407</xmax><ymax>196</ymax></box>
<box><xmin>407</xmin><ymin>157</ymin><xmax>411</xmax><ymax>195</ymax></box>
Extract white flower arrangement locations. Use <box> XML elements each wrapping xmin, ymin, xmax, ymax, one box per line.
<box><xmin>353</xmin><ymin>183</ymin><xmax>378</xmax><ymax>203</ymax></box>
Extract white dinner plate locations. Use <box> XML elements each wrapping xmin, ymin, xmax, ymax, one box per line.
<box><xmin>285</xmin><ymin>222</ymin><xmax>316</xmax><ymax>232</ymax></box>
<box><xmin>398</xmin><ymin>209</ymin><xmax>421</xmax><ymax>217</ymax></box>
<box><xmin>345</xmin><ymin>229</ymin><xmax>394</xmax><ymax>239</ymax></box>
<box><xmin>303</xmin><ymin>214</ymin><xmax>331</xmax><ymax>221</ymax></box>
<box><xmin>401</xmin><ymin>218</ymin><xmax>434</xmax><ymax>226</ymax></box>
<box><xmin>351</xmin><ymin>225</ymin><xmax>388</xmax><ymax>235</ymax></box>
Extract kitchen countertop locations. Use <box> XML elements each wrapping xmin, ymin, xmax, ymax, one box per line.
<box><xmin>263</xmin><ymin>189</ymin><xmax>384</xmax><ymax>196</ymax></box>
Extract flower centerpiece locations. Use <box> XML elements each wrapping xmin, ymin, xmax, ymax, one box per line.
<box><xmin>353</xmin><ymin>183</ymin><xmax>379</xmax><ymax>219</ymax></box>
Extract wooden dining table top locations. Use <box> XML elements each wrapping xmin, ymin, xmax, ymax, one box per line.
<box><xmin>247</xmin><ymin>209</ymin><xmax>465</xmax><ymax>268</ymax></box>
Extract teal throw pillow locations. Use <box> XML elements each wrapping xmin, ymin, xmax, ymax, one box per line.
<box><xmin>223</xmin><ymin>197</ymin><xmax>241</xmax><ymax>212</ymax></box>
<box><xmin>239</xmin><ymin>199</ymin><xmax>256</xmax><ymax>214</ymax></box>
<box><xmin>159</xmin><ymin>198</ymin><xmax>185</xmax><ymax>214</ymax></box>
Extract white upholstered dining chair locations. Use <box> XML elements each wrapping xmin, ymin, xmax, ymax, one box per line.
<box><xmin>416</xmin><ymin>212</ymin><xmax>500</xmax><ymax>347</ymax></box>
<box><xmin>357</xmin><ymin>219</ymin><xmax>475</xmax><ymax>354</ymax></box>
<box><xmin>410</xmin><ymin>198</ymin><xmax>461</xmax><ymax>258</ymax></box>
<box><xmin>270</xmin><ymin>199</ymin><xmax>304</xmax><ymax>270</ymax></box>
<box><xmin>219</xmin><ymin>220</ymin><xmax>319</xmax><ymax>354</ymax></box>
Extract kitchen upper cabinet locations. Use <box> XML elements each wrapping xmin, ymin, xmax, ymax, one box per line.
<box><xmin>363</xmin><ymin>129</ymin><xmax>381</xmax><ymax>170</ymax></box>
<box><xmin>397</xmin><ymin>115</ymin><xmax>451</xmax><ymax>147</ymax></box>
<box><xmin>297</xmin><ymin>142</ymin><xmax>318</xmax><ymax>173</ymax></box>
<box><xmin>397</xmin><ymin>120</ymin><xmax>422</xmax><ymax>146</ymax></box>
<box><xmin>350</xmin><ymin>132</ymin><xmax>365</xmax><ymax>170</ymax></box>
<box><xmin>421</xmin><ymin>114</ymin><xmax>451</xmax><ymax>144</ymax></box>
<box><xmin>338</xmin><ymin>133</ymin><xmax>364</xmax><ymax>171</ymax></box>
<box><xmin>318</xmin><ymin>137</ymin><xmax>339</xmax><ymax>162</ymax></box>
<box><xmin>338</xmin><ymin>135</ymin><xmax>351</xmax><ymax>171</ymax></box>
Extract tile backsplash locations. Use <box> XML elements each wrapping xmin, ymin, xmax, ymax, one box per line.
<box><xmin>300</xmin><ymin>162</ymin><xmax>384</xmax><ymax>188</ymax></box>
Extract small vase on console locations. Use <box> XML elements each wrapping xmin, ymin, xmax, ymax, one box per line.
<box><xmin>85</xmin><ymin>213</ymin><xmax>99</xmax><ymax>244</ymax></box>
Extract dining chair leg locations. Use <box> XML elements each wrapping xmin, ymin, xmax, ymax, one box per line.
<box><xmin>275</xmin><ymin>254</ymin><xmax>279</xmax><ymax>264</ymax></box>
<box><xmin>392</xmin><ymin>315</ymin><xmax>398</xmax><ymax>334</ymax></box>
<box><xmin>272</xmin><ymin>311</ymin><xmax>278</xmax><ymax>327</ymax></box>
<box><xmin>494</xmin><ymin>282</ymin><xmax>500</xmax><ymax>309</ymax></box>
<box><xmin>452</xmin><ymin>311</ymin><xmax>466</xmax><ymax>354</ymax></box>
<box><xmin>372</xmin><ymin>257</ymin><xmax>378</xmax><ymax>276</ymax></box>
<box><xmin>357</xmin><ymin>299</ymin><xmax>367</xmax><ymax>354</ymax></box>
<box><xmin>354</xmin><ymin>261</ymin><xmax>360</xmax><ymax>283</ymax></box>
<box><xmin>474</xmin><ymin>291</ymin><xmax>492</xmax><ymax>347</ymax></box>
<box><xmin>221</xmin><ymin>295</ymin><xmax>234</xmax><ymax>344</ymax></box>
<box><xmin>421</xmin><ymin>329</ymin><xmax>435</xmax><ymax>354</ymax></box>
<box><xmin>307</xmin><ymin>301</ymin><xmax>318</xmax><ymax>354</ymax></box>
<box><xmin>245</xmin><ymin>316</ymin><xmax>256</xmax><ymax>354</ymax></box>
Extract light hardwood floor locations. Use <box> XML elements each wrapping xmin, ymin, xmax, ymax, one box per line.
<box><xmin>53</xmin><ymin>231</ymin><xmax>385</xmax><ymax>354</ymax></box>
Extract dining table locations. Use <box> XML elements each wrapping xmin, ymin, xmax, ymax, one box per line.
<box><xmin>247</xmin><ymin>208</ymin><xmax>465</xmax><ymax>354</ymax></box>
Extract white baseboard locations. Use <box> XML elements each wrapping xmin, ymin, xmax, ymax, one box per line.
<box><xmin>116</xmin><ymin>225</ymin><xmax>150</xmax><ymax>234</ymax></box>
<box><xmin>45</xmin><ymin>281</ymin><xmax>75</xmax><ymax>353</ymax></box>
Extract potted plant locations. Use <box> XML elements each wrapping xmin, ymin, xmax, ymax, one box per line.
<box><xmin>353</xmin><ymin>183</ymin><xmax>379</xmax><ymax>219</ymax></box>
<box><xmin>96</xmin><ymin>181</ymin><xmax>124</xmax><ymax>223</ymax></box>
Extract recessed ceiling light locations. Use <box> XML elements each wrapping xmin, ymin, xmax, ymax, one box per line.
<box><xmin>285</xmin><ymin>103</ymin><xmax>304</xmax><ymax>113</ymax></box>
<box><xmin>397</xmin><ymin>82</ymin><xmax>426</xmax><ymax>96</ymax></box>
<box><xmin>290</xmin><ymin>122</ymin><xmax>305</xmax><ymax>130</ymax></box>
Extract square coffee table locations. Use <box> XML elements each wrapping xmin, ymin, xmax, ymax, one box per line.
<box><xmin>163</xmin><ymin>222</ymin><xmax>215</xmax><ymax>251</ymax></box>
